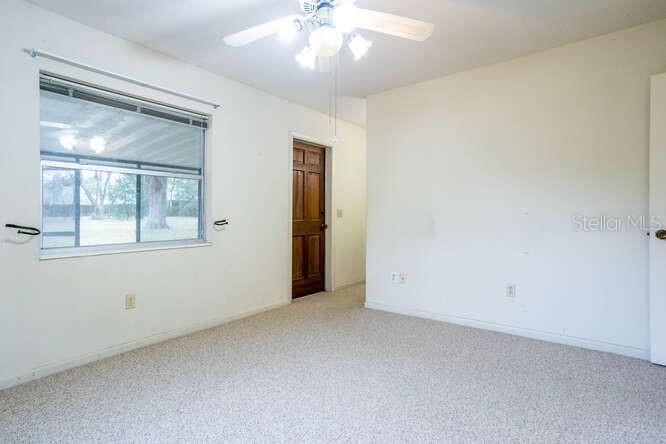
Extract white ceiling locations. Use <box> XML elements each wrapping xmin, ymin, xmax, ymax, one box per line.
<box><xmin>27</xmin><ymin>0</ymin><xmax>666</xmax><ymax>127</ymax></box>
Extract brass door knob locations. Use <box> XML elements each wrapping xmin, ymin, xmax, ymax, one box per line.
<box><xmin>656</xmin><ymin>230</ymin><xmax>666</xmax><ymax>240</ymax></box>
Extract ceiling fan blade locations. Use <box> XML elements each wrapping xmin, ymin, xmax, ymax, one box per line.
<box><xmin>224</xmin><ymin>15</ymin><xmax>303</xmax><ymax>47</ymax></box>
<box><xmin>355</xmin><ymin>8</ymin><xmax>434</xmax><ymax>42</ymax></box>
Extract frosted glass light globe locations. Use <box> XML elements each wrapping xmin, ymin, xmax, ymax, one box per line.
<box><xmin>333</xmin><ymin>2</ymin><xmax>359</xmax><ymax>34</ymax></box>
<box><xmin>309</xmin><ymin>25</ymin><xmax>343</xmax><ymax>57</ymax></box>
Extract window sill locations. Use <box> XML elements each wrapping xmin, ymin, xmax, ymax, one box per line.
<box><xmin>39</xmin><ymin>240</ymin><xmax>212</xmax><ymax>260</ymax></box>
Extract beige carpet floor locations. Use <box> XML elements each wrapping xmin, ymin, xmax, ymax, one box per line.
<box><xmin>2</xmin><ymin>284</ymin><xmax>666</xmax><ymax>443</ymax></box>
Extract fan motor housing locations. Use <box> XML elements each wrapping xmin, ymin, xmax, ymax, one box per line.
<box><xmin>316</xmin><ymin>2</ymin><xmax>334</xmax><ymax>26</ymax></box>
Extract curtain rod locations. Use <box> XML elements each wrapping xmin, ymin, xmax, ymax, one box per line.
<box><xmin>26</xmin><ymin>48</ymin><xmax>221</xmax><ymax>109</ymax></box>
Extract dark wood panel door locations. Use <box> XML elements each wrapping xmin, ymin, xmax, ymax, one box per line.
<box><xmin>292</xmin><ymin>141</ymin><xmax>326</xmax><ymax>298</ymax></box>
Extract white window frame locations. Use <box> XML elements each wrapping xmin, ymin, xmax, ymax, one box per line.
<box><xmin>38</xmin><ymin>74</ymin><xmax>212</xmax><ymax>260</ymax></box>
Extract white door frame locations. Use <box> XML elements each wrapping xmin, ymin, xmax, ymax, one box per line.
<box><xmin>286</xmin><ymin>132</ymin><xmax>335</xmax><ymax>301</ymax></box>
<box><xmin>649</xmin><ymin>73</ymin><xmax>666</xmax><ymax>365</ymax></box>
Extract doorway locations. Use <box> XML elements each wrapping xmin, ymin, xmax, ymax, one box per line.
<box><xmin>292</xmin><ymin>139</ymin><xmax>328</xmax><ymax>298</ymax></box>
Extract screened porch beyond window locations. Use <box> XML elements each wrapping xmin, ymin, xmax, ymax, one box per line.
<box><xmin>39</xmin><ymin>75</ymin><xmax>207</xmax><ymax>251</ymax></box>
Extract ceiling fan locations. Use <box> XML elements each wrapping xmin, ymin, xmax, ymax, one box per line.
<box><xmin>223</xmin><ymin>0</ymin><xmax>435</xmax><ymax>69</ymax></box>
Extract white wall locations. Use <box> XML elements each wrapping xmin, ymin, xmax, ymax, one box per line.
<box><xmin>0</xmin><ymin>0</ymin><xmax>366</xmax><ymax>388</ymax></box>
<box><xmin>366</xmin><ymin>19</ymin><xmax>666</xmax><ymax>359</ymax></box>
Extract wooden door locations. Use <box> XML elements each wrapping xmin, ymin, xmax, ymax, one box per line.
<box><xmin>292</xmin><ymin>141</ymin><xmax>326</xmax><ymax>298</ymax></box>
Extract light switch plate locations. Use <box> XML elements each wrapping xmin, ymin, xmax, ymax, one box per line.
<box><xmin>125</xmin><ymin>294</ymin><xmax>137</xmax><ymax>310</ymax></box>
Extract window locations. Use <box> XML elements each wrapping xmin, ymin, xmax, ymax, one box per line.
<box><xmin>40</xmin><ymin>75</ymin><xmax>207</xmax><ymax>254</ymax></box>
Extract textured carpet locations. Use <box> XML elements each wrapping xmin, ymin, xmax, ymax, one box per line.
<box><xmin>1</xmin><ymin>284</ymin><xmax>666</xmax><ymax>443</ymax></box>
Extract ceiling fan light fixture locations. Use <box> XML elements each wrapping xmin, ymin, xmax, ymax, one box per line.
<box><xmin>349</xmin><ymin>33</ymin><xmax>372</xmax><ymax>60</ymax></box>
<box><xmin>309</xmin><ymin>25</ymin><xmax>343</xmax><ymax>57</ymax></box>
<box><xmin>296</xmin><ymin>46</ymin><xmax>317</xmax><ymax>69</ymax></box>
<box><xmin>333</xmin><ymin>2</ymin><xmax>359</xmax><ymax>34</ymax></box>
<box><xmin>223</xmin><ymin>2</ymin><xmax>435</xmax><ymax>68</ymax></box>
<box><xmin>59</xmin><ymin>134</ymin><xmax>76</xmax><ymax>150</ymax></box>
<box><xmin>90</xmin><ymin>136</ymin><xmax>106</xmax><ymax>154</ymax></box>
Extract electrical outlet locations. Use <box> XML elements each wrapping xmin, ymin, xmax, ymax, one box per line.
<box><xmin>391</xmin><ymin>272</ymin><xmax>398</xmax><ymax>283</ymax></box>
<box><xmin>399</xmin><ymin>272</ymin><xmax>407</xmax><ymax>285</ymax></box>
<box><xmin>125</xmin><ymin>294</ymin><xmax>137</xmax><ymax>310</ymax></box>
<box><xmin>506</xmin><ymin>284</ymin><xmax>517</xmax><ymax>298</ymax></box>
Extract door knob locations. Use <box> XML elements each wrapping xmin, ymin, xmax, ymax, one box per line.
<box><xmin>657</xmin><ymin>230</ymin><xmax>666</xmax><ymax>240</ymax></box>
<box><xmin>321</xmin><ymin>224</ymin><xmax>329</xmax><ymax>231</ymax></box>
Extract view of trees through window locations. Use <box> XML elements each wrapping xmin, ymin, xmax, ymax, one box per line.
<box><xmin>42</xmin><ymin>169</ymin><xmax>201</xmax><ymax>248</ymax></box>
<box><xmin>40</xmin><ymin>75</ymin><xmax>206</xmax><ymax>250</ymax></box>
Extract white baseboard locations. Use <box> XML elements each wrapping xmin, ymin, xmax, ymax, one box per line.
<box><xmin>0</xmin><ymin>300</ymin><xmax>290</xmax><ymax>390</ymax></box>
<box><xmin>333</xmin><ymin>281</ymin><xmax>366</xmax><ymax>291</ymax></box>
<box><xmin>365</xmin><ymin>300</ymin><xmax>648</xmax><ymax>360</ymax></box>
